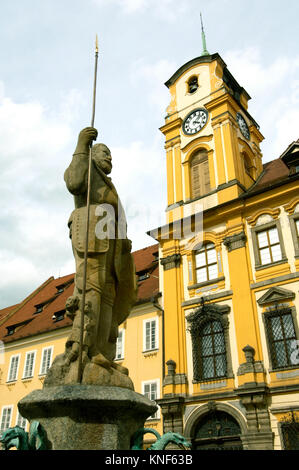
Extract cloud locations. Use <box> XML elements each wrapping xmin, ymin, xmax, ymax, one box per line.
<box><xmin>130</xmin><ymin>57</ymin><xmax>177</xmax><ymax>113</ymax></box>
<box><xmin>0</xmin><ymin>76</ymin><xmax>166</xmax><ymax>308</ymax></box>
<box><xmin>110</xmin><ymin>133</ymin><xmax>166</xmax><ymax>250</ymax></box>
<box><xmin>224</xmin><ymin>47</ymin><xmax>299</xmax><ymax>160</ymax></box>
<box><xmin>92</xmin><ymin>0</ymin><xmax>186</xmax><ymax>20</ymax></box>
<box><xmin>0</xmin><ymin>83</ymin><xmax>83</xmax><ymax>308</ymax></box>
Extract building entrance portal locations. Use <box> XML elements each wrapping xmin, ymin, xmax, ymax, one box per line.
<box><xmin>193</xmin><ymin>410</ymin><xmax>243</xmax><ymax>450</ymax></box>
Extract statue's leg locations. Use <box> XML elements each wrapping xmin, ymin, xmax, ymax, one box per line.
<box><xmin>96</xmin><ymin>299</ymin><xmax>115</xmax><ymax>361</ymax></box>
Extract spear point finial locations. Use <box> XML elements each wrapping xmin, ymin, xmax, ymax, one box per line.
<box><xmin>95</xmin><ymin>34</ymin><xmax>99</xmax><ymax>54</ymax></box>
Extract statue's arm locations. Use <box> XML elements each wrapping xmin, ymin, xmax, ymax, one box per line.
<box><xmin>64</xmin><ymin>127</ymin><xmax>98</xmax><ymax>195</ymax></box>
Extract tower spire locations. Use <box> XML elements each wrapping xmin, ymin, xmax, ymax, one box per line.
<box><xmin>200</xmin><ymin>13</ymin><xmax>209</xmax><ymax>56</ymax></box>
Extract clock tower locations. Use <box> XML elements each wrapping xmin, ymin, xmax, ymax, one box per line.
<box><xmin>154</xmin><ymin>40</ymin><xmax>274</xmax><ymax>447</ymax></box>
<box><xmin>160</xmin><ymin>50</ymin><xmax>265</xmax><ymax>224</ymax></box>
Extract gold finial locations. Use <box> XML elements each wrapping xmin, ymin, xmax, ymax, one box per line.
<box><xmin>95</xmin><ymin>34</ymin><xmax>99</xmax><ymax>54</ymax></box>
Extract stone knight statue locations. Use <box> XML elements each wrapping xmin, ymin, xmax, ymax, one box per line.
<box><xmin>44</xmin><ymin>127</ymin><xmax>137</xmax><ymax>389</ymax></box>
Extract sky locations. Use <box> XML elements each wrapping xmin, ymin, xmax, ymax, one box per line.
<box><xmin>0</xmin><ymin>0</ymin><xmax>298</xmax><ymax>308</ymax></box>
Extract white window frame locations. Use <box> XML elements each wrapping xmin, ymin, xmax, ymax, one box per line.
<box><xmin>115</xmin><ymin>329</ymin><xmax>125</xmax><ymax>361</ymax></box>
<box><xmin>142</xmin><ymin>379</ymin><xmax>160</xmax><ymax>420</ymax></box>
<box><xmin>7</xmin><ymin>354</ymin><xmax>20</xmax><ymax>382</ymax></box>
<box><xmin>0</xmin><ymin>405</ymin><xmax>13</xmax><ymax>434</ymax></box>
<box><xmin>194</xmin><ymin>242</ymin><xmax>218</xmax><ymax>284</ymax></box>
<box><xmin>143</xmin><ymin>317</ymin><xmax>159</xmax><ymax>352</ymax></box>
<box><xmin>16</xmin><ymin>411</ymin><xmax>27</xmax><ymax>431</ymax></box>
<box><xmin>22</xmin><ymin>350</ymin><xmax>36</xmax><ymax>379</ymax></box>
<box><xmin>39</xmin><ymin>346</ymin><xmax>53</xmax><ymax>376</ymax></box>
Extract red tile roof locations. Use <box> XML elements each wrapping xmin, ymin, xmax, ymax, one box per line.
<box><xmin>133</xmin><ymin>244</ymin><xmax>159</xmax><ymax>273</ymax></box>
<box><xmin>251</xmin><ymin>158</ymin><xmax>290</xmax><ymax>191</ymax></box>
<box><xmin>0</xmin><ymin>244</ymin><xmax>159</xmax><ymax>343</ymax></box>
<box><xmin>0</xmin><ymin>304</ymin><xmax>20</xmax><ymax>324</ymax></box>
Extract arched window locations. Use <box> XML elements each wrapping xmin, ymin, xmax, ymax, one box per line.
<box><xmin>190</xmin><ymin>150</ymin><xmax>210</xmax><ymax>199</ymax></box>
<box><xmin>199</xmin><ymin>320</ymin><xmax>227</xmax><ymax>380</ymax></box>
<box><xmin>187</xmin><ymin>76</ymin><xmax>198</xmax><ymax>94</ymax></box>
<box><xmin>194</xmin><ymin>242</ymin><xmax>218</xmax><ymax>284</ymax></box>
<box><xmin>186</xmin><ymin>303</ymin><xmax>231</xmax><ymax>383</ymax></box>
<box><xmin>243</xmin><ymin>152</ymin><xmax>255</xmax><ymax>180</ymax></box>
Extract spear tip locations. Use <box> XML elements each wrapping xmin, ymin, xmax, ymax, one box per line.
<box><xmin>95</xmin><ymin>34</ymin><xmax>99</xmax><ymax>53</ymax></box>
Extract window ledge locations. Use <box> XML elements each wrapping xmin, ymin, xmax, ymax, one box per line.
<box><xmin>22</xmin><ymin>376</ymin><xmax>33</xmax><ymax>382</ymax></box>
<box><xmin>6</xmin><ymin>379</ymin><xmax>17</xmax><ymax>384</ymax></box>
<box><xmin>269</xmin><ymin>365</ymin><xmax>299</xmax><ymax>374</ymax></box>
<box><xmin>192</xmin><ymin>375</ymin><xmax>228</xmax><ymax>384</ymax></box>
<box><xmin>188</xmin><ymin>276</ymin><xmax>225</xmax><ymax>290</ymax></box>
<box><xmin>114</xmin><ymin>357</ymin><xmax>124</xmax><ymax>362</ymax></box>
<box><xmin>255</xmin><ymin>258</ymin><xmax>288</xmax><ymax>271</ymax></box>
<box><xmin>142</xmin><ymin>348</ymin><xmax>159</xmax><ymax>356</ymax></box>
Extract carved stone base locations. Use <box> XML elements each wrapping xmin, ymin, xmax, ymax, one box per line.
<box><xmin>82</xmin><ymin>362</ymin><xmax>134</xmax><ymax>389</ymax></box>
<box><xmin>18</xmin><ymin>385</ymin><xmax>156</xmax><ymax>450</ymax></box>
<box><xmin>43</xmin><ymin>353</ymin><xmax>134</xmax><ymax>391</ymax></box>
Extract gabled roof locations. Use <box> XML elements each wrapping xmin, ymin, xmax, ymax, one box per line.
<box><xmin>280</xmin><ymin>139</ymin><xmax>299</xmax><ymax>160</ymax></box>
<box><xmin>279</xmin><ymin>139</ymin><xmax>299</xmax><ymax>168</ymax></box>
<box><xmin>0</xmin><ymin>244</ymin><xmax>159</xmax><ymax>344</ymax></box>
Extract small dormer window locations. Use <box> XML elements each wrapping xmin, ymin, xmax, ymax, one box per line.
<box><xmin>35</xmin><ymin>305</ymin><xmax>43</xmax><ymax>314</ymax></box>
<box><xmin>138</xmin><ymin>273</ymin><xmax>150</xmax><ymax>282</ymax></box>
<box><xmin>188</xmin><ymin>76</ymin><xmax>198</xmax><ymax>94</ymax></box>
<box><xmin>6</xmin><ymin>325</ymin><xmax>15</xmax><ymax>336</ymax></box>
<box><xmin>5</xmin><ymin>319</ymin><xmax>32</xmax><ymax>336</ymax></box>
<box><xmin>280</xmin><ymin>140</ymin><xmax>299</xmax><ymax>175</ymax></box>
<box><xmin>52</xmin><ymin>310</ymin><xmax>65</xmax><ymax>322</ymax></box>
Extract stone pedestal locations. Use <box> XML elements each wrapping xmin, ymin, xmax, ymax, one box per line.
<box><xmin>18</xmin><ymin>385</ymin><xmax>157</xmax><ymax>450</ymax></box>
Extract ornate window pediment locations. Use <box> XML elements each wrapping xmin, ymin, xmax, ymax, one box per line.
<box><xmin>257</xmin><ymin>287</ymin><xmax>295</xmax><ymax>306</ymax></box>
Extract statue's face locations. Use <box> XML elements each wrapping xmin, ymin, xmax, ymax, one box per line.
<box><xmin>92</xmin><ymin>144</ymin><xmax>112</xmax><ymax>174</ymax></box>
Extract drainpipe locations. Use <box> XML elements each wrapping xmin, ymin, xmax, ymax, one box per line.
<box><xmin>151</xmin><ymin>294</ymin><xmax>165</xmax><ymax>381</ymax></box>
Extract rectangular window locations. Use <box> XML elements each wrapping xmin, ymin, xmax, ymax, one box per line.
<box><xmin>142</xmin><ymin>380</ymin><xmax>160</xmax><ymax>419</ymax></box>
<box><xmin>23</xmin><ymin>351</ymin><xmax>36</xmax><ymax>379</ymax></box>
<box><xmin>0</xmin><ymin>406</ymin><xmax>13</xmax><ymax>434</ymax></box>
<box><xmin>191</xmin><ymin>152</ymin><xmax>211</xmax><ymax>199</ymax></box>
<box><xmin>195</xmin><ymin>243</ymin><xmax>218</xmax><ymax>284</ymax></box>
<box><xmin>115</xmin><ymin>329</ymin><xmax>125</xmax><ymax>360</ymax></box>
<box><xmin>7</xmin><ymin>355</ymin><xmax>20</xmax><ymax>382</ymax></box>
<box><xmin>40</xmin><ymin>347</ymin><xmax>53</xmax><ymax>375</ymax></box>
<box><xmin>16</xmin><ymin>412</ymin><xmax>27</xmax><ymax>430</ymax></box>
<box><xmin>144</xmin><ymin>319</ymin><xmax>158</xmax><ymax>351</ymax></box>
<box><xmin>199</xmin><ymin>320</ymin><xmax>227</xmax><ymax>380</ymax></box>
<box><xmin>266</xmin><ymin>310</ymin><xmax>297</xmax><ymax>369</ymax></box>
<box><xmin>281</xmin><ymin>416</ymin><xmax>299</xmax><ymax>450</ymax></box>
<box><xmin>288</xmin><ymin>215</ymin><xmax>299</xmax><ymax>258</ymax></box>
<box><xmin>257</xmin><ymin>227</ymin><xmax>282</xmax><ymax>265</ymax></box>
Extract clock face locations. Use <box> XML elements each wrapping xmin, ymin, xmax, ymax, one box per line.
<box><xmin>236</xmin><ymin>112</ymin><xmax>250</xmax><ymax>140</ymax></box>
<box><xmin>182</xmin><ymin>108</ymin><xmax>208</xmax><ymax>135</ymax></box>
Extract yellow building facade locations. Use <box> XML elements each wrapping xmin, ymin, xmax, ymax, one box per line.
<box><xmin>153</xmin><ymin>52</ymin><xmax>299</xmax><ymax>450</ymax></box>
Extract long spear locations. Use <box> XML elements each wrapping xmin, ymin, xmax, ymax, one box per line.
<box><xmin>77</xmin><ymin>35</ymin><xmax>99</xmax><ymax>383</ymax></box>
